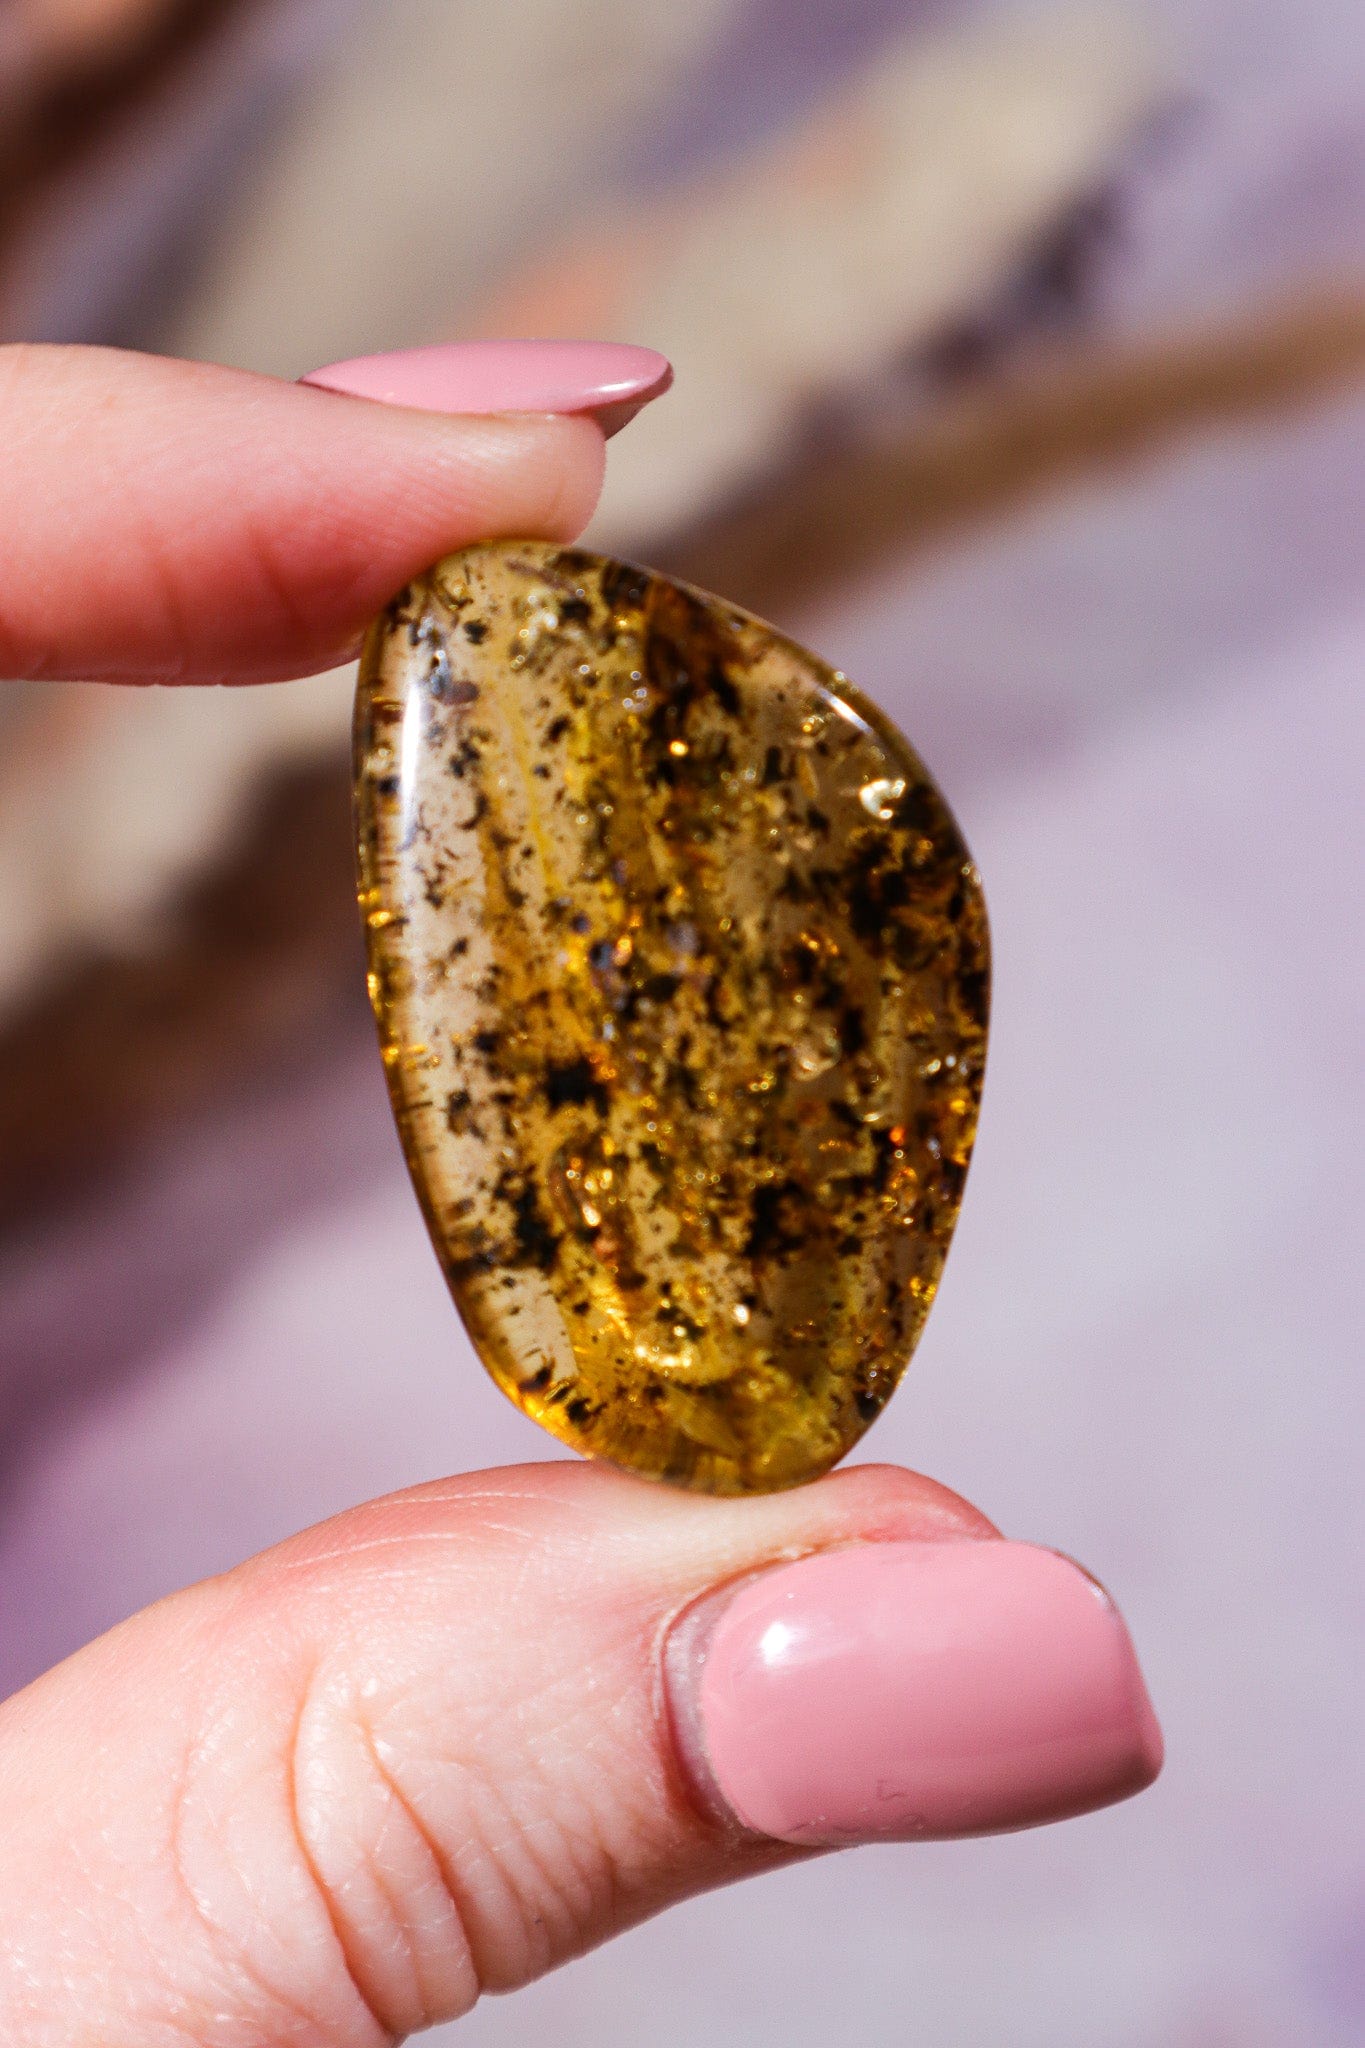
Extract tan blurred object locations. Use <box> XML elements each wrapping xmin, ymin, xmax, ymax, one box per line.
<box><xmin>670</xmin><ymin>292</ymin><xmax>1365</xmax><ymax>616</ymax></box>
<box><xmin>11</xmin><ymin>0</ymin><xmax>181</xmax><ymax>72</ymax></box>
<box><xmin>494</xmin><ymin>12</ymin><xmax>1170</xmax><ymax>546</ymax></box>
<box><xmin>0</xmin><ymin>0</ymin><xmax>239</xmax><ymax>266</ymax></box>
<box><xmin>0</xmin><ymin>0</ymin><xmax>208</xmax><ymax>138</ymax></box>
<box><xmin>3</xmin><ymin>295</ymin><xmax>1364</xmax><ymax>1230</ymax></box>
<box><xmin>0</xmin><ymin>0</ymin><xmax>749</xmax><ymax>1027</ymax></box>
<box><xmin>0</xmin><ymin>5</ymin><xmax>1168</xmax><ymax>1027</ymax></box>
<box><xmin>114</xmin><ymin>6</ymin><xmax>1165</xmax><ymax>995</ymax></box>
<box><xmin>0</xmin><ymin>0</ymin><xmax>166</xmax><ymax>113</ymax></box>
<box><xmin>171</xmin><ymin>0</ymin><xmax>748</xmax><ymax>376</ymax></box>
<box><xmin>5</xmin><ymin>0</ymin><xmax>1361</xmax><ymax>1229</ymax></box>
<box><xmin>0</xmin><ymin>669</ymin><xmax>354</xmax><ymax>1015</ymax></box>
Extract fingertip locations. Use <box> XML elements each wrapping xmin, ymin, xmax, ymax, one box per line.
<box><xmin>681</xmin><ymin>1540</ymin><xmax>1164</xmax><ymax>1848</ymax></box>
<box><xmin>0</xmin><ymin>347</ymin><xmax>616</xmax><ymax>683</ymax></box>
<box><xmin>0</xmin><ymin>1453</ymin><xmax>1103</xmax><ymax>2045</ymax></box>
<box><xmin>523</xmin><ymin>408</ymin><xmax>608</xmax><ymax>537</ymax></box>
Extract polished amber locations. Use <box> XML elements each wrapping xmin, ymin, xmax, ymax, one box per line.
<box><xmin>355</xmin><ymin>542</ymin><xmax>988</xmax><ymax>1493</ymax></box>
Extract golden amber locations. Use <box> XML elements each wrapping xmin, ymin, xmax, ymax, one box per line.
<box><xmin>355</xmin><ymin>542</ymin><xmax>988</xmax><ymax>1493</ymax></box>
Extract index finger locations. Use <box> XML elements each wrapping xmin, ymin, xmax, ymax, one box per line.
<box><xmin>0</xmin><ymin>341</ymin><xmax>664</xmax><ymax>686</ymax></box>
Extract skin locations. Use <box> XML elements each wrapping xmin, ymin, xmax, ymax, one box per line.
<box><xmin>0</xmin><ymin>343</ymin><xmax>1099</xmax><ymax>2047</ymax></box>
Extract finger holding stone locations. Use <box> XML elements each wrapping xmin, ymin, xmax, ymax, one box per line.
<box><xmin>0</xmin><ymin>341</ymin><xmax>669</xmax><ymax>686</ymax></box>
<box><xmin>0</xmin><ymin>1460</ymin><xmax>1159</xmax><ymax>2047</ymax></box>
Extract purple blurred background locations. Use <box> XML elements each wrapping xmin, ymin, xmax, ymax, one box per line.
<box><xmin>1</xmin><ymin>2</ymin><xmax>1362</xmax><ymax>2043</ymax></box>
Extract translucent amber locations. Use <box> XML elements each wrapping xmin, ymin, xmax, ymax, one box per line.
<box><xmin>355</xmin><ymin>542</ymin><xmax>989</xmax><ymax>1493</ymax></box>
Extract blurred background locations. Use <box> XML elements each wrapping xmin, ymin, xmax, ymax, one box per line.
<box><xmin>1</xmin><ymin>1</ymin><xmax>1362</xmax><ymax>2042</ymax></box>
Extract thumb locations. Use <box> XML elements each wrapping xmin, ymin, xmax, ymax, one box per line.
<box><xmin>0</xmin><ymin>1461</ymin><xmax>1160</xmax><ymax>2045</ymax></box>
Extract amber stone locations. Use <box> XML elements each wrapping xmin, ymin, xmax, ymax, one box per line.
<box><xmin>355</xmin><ymin>542</ymin><xmax>988</xmax><ymax>1493</ymax></box>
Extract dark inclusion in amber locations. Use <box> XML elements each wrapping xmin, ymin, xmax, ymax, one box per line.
<box><xmin>355</xmin><ymin>541</ymin><xmax>989</xmax><ymax>1494</ymax></box>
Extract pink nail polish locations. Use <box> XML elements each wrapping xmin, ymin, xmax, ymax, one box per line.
<box><xmin>300</xmin><ymin>339</ymin><xmax>672</xmax><ymax>435</ymax></box>
<box><xmin>688</xmin><ymin>1541</ymin><xmax>1163</xmax><ymax>1846</ymax></box>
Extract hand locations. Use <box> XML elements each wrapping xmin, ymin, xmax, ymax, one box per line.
<box><xmin>0</xmin><ymin>341</ymin><xmax>1162</xmax><ymax>2047</ymax></box>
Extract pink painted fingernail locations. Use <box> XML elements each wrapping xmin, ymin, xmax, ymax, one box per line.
<box><xmin>300</xmin><ymin>339</ymin><xmax>672</xmax><ymax>435</ymax></box>
<box><xmin>674</xmin><ymin>1541</ymin><xmax>1162</xmax><ymax>1846</ymax></box>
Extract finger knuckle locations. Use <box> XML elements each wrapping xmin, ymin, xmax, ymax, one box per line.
<box><xmin>298</xmin><ymin>1653</ymin><xmax>641</xmax><ymax>2015</ymax></box>
<box><xmin>288</xmin><ymin>1657</ymin><xmax>482</xmax><ymax>2036</ymax></box>
<box><xmin>162</xmin><ymin>1649</ymin><xmax>390</xmax><ymax>2047</ymax></box>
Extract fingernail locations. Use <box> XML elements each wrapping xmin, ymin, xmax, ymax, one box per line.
<box><xmin>670</xmin><ymin>1541</ymin><xmax>1162</xmax><ymax>1846</ymax></box>
<box><xmin>300</xmin><ymin>339</ymin><xmax>672</xmax><ymax>436</ymax></box>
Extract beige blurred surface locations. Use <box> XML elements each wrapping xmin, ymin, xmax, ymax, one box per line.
<box><xmin>0</xmin><ymin>1</ymin><xmax>1175</xmax><ymax>1033</ymax></box>
<box><xmin>0</xmin><ymin>4</ymin><xmax>1362</xmax><ymax>2042</ymax></box>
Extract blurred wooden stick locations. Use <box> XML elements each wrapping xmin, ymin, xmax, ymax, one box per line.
<box><xmin>664</xmin><ymin>291</ymin><xmax>1365</xmax><ymax>619</ymax></box>
<box><xmin>0</xmin><ymin>288</ymin><xmax>1361</xmax><ymax>1236</ymax></box>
